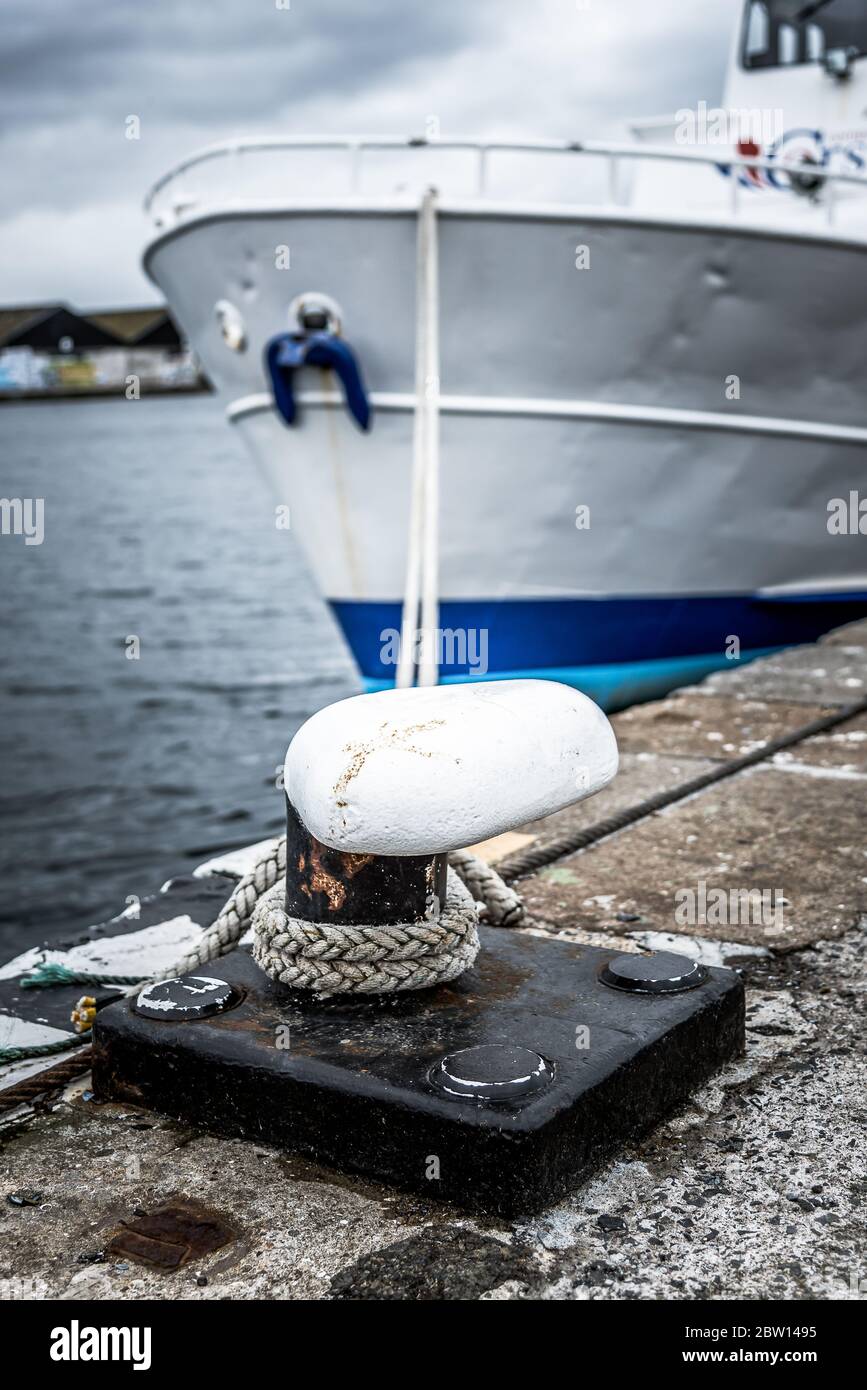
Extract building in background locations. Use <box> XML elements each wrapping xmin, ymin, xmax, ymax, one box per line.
<box><xmin>0</xmin><ymin>303</ymin><xmax>208</xmax><ymax>398</ymax></box>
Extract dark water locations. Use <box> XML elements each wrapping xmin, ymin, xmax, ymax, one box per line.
<box><xmin>0</xmin><ymin>396</ymin><xmax>358</xmax><ymax>956</ymax></box>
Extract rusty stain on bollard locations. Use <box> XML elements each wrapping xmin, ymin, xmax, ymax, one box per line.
<box><xmin>284</xmin><ymin>795</ymin><xmax>447</xmax><ymax>926</ymax></box>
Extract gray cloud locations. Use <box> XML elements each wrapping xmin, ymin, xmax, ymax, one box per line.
<box><xmin>0</xmin><ymin>0</ymin><xmax>483</xmax><ymax>126</ymax></box>
<box><xmin>0</xmin><ymin>0</ymin><xmax>741</xmax><ymax>303</ymax></box>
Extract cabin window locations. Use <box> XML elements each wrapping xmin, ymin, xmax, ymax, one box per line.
<box><xmin>778</xmin><ymin>21</ymin><xmax>799</xmax><ymax>60</ymax></box>
<box><xmin>806</xmin><ymin>22</ymin><xmax>825</xmax><ymax>58</ymax></box>
<box><xmin>745</xmin><ymin>1</ymin><xmax>771</xmax><ymax>59</ymax></box>
<box><xmin>742</xmin><ymin>0</ymin><xmax>867</xmax><ymax>70</ymax></box>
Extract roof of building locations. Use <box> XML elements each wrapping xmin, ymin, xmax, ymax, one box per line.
<box><xmin>0</xmin><ymin>303</ymin><xmax>182</xmax><ymax>349</ymax></box>
<box><xmin>85</xmin><ymin>308</ymin><xmax>170</xmax><ymax>343</ymax></box>
<box><xmin>1</xmin><ymin>305</ymin><xmax>120</xmax><ymax>350</ymax></box>
<box><xmin>0</xmin><ymin>305</ymin><xmax>58</xmax><ymax>344</ymax></box>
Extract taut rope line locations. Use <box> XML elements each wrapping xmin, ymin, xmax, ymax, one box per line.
<box><xmin>397</xmin><ymin>186</ymin><xmax>440</xmax><ymax>689</ymax></box>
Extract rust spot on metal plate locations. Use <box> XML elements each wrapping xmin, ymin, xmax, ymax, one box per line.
<box><xmin>444</xmin><ymin>949</ymin><xmax>533</xmax><ymax>1008</ymax></box>
<box><xmin>106</xmin><ymin>1199</ymin><xmax>237</xmax><ymax>1271</ymax></box>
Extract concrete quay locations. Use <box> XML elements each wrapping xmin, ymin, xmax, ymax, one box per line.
<box><xmin>1</xmin><ymin>622</ymin><xmax>865</xmax><ymax>1301</ymax></box>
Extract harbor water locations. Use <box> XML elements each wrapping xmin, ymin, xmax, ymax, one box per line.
<box><xmin>0</xmin><ymin>396</ymin><xmax>358</xmax><ymax>955</ymax></box>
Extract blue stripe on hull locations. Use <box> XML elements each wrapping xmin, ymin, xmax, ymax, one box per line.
<box><xmin>332</xmin><ymin>592</ymin><xmax>867</xmax><ymax>709</ymax></box>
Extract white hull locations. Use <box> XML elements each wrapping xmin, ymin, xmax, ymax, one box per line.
<box><xmin>143</xmin><ymin>142</ymin><xmax>867</xmax><ymax>701</ymax></box>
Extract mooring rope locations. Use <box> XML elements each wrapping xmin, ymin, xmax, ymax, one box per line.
<box><xmin>13</xmin><ymin>844</ymin><xmax>522</xmax><ymax>1006</ymax></box>
<box><xmin>177</xmin><ymin>846</ymin><xmax>520</xmax><ymax>991</ymax></box>
<box><xmin>496</xmin><ymin>691</ymin><xmax>867</xmax><ymax>881</ymax></box>
<box><xmin>396</xmin><ymin>185</ymin><xmax>440</xmax><ymax>690</ymax></box>
<box><xmin>448</xmin><ymin>847</ymin><xmax>525</xmax><ymax>926</ymax></box>
<box><xmin>250</xmin><ymin>868</ymin><xmax>480</xmax><ymax>994</ymax></box>
<box><xmin>417</xmin><ymin>186</ymin><xmax>441</xmax><ymax>689</ymax></box>
<box><xmin>0</xmin><ymin>1035</ymin><xmax>90</xmax><ymax>1065</ymax></box>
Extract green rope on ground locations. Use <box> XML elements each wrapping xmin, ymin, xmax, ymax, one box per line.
<box><xmin>20</xmin><ymin>961</ymin><xmax>79</xmax><ymax>988</ymax></box>
<box><xmin>0</xmin><ymin>1033</ymin><xmax>88</xmax><ymax>1064</ymax></box>
<box><xmin>20</xmin><ymin>961</ymin><xmax>141</xmax><ymax>989</ymax></box>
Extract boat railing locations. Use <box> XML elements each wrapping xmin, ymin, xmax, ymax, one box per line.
<box><xmin>144</xmin><ymin>134</ymin><xmax>867</xmax><ymax>230</ymax></box>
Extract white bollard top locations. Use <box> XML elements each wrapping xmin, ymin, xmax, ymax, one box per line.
<box><xmin>284</xmin><ymin>679</ymin><xmax>618</xmax><ymax>856</ymax></box>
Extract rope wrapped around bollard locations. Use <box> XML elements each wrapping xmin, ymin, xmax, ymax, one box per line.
<box><xmin>251</xmin><ymin>866</ymin><xmax>479</xmax><ymax>994</ymax></box>
<box><xmin>17</xmin><ymin>839</ymin><xmax>522</xmax><ymax>999</ymax></box>
<box><xmin>171</xmin><ymin>840</ymin><xmax>521</xmax><ymax>995</ymax></box>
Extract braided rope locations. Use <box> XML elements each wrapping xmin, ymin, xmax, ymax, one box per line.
<box><xmin>448</xmin><ymin>848</ymin><xmax>524</xmax><ymax>926</ymax></box>
<box><xmin>146</xmin><ymin>842</ymin><xmax>519</xmax><ymax>993</ymax></box>
<box><xmin>169</xmin><ymin>843</ymin><xmax>522</xmax><ymax>996</ymax></box>
<box><xmin>21</xmin><ymin>962</ymin><xmax>140</xmax><ymax>990</ymax></box>
<box><xmin>0</xmin><ymin>1035</ymin><xmax>89</xmax><ymax>1065</ymax></box>
<box><xmin>16</xmin><ymin>839</ymin><xmax>522</xmax><ymax>1005</ymax></box>
<box><xmin>169</xmin><ymin>837</ymin><xmax>287</xmax><ymax>978</ymax></box>
<box><xmin>251</xmin><ymin>868</ymin><xmax>480</xmax><ymax>994</ymax></box>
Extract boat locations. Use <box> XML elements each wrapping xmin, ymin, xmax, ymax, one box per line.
<box><xmin>142</xmin><ymin>0</ymin><xmax>867</xmax><ymax>709</ymax></box>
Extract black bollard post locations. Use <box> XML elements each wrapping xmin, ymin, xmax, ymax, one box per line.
<box><xmin>283</xmin><ymin>795</ymin><xmax>448</xmax><ymax>927</ymax></box>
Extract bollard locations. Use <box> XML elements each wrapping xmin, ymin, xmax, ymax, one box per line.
<box><xmin>280</xmin><ymin>678</ymin><xmax>617</xmax><ymax>932</ymax></box>
<box><xmin>282</xmin><ymin>679</ymin><xmax>619</xmax><ymax>857</ymax></box>
<box><xmin>93</xmin><ymin>680</ymin><xmax>745</xmax><ymax>1216</ymax></box>
<box><xmin>283</xmin><ymin>793</ymin><xmax>448</xmax><ymax>928</ymax></box>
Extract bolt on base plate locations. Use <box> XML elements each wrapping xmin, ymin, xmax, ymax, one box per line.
<box><xmin>92</xmin><ymin>929</ymin><xmax>744</xmax><ymax>1217</ymax></box>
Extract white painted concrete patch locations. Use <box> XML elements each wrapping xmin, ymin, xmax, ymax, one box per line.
<box><xmin>626</xmin><ymin>930</ymin><xmax>771</xmax><ymax>966</ymax></box>
<box><xmin>0</xmin><ymin>915</ymin><xmax>203</xmax><ymax>983</ymax></box>
<box><xmin>768</xmin><ymin>758</ymin><xmax>867</xmax><ymax>780</ymax></box>
<box><xmin>193</xmin><ymin>837</ymin><xmax>280</xmax><ymax>879</ymax></box>
<box><xmin>0</xmin><ymin>1016</ymin><xmax>74</xmax><ymax>1050</ymax></box>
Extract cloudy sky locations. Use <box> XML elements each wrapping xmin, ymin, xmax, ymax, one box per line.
<box><xmin>0</xmin><ymin>0</ymin><xmax>740</xmax><ymax>308</ymax></box>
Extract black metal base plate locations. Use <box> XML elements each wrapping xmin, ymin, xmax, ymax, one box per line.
<box><xmin>92</xmin><ymin>930</ymin><xmax>744</xmax><ymax>1217</ymax></box>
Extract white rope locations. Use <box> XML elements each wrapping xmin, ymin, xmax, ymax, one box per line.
<box><xmin>396</xmin><ymin>186</ymin><xmax>440</xmax><ymax>689</ymax></box>
<box><xmin>251</xmin><ymin>867</ymin><xmax>479</xmax><ymax>994</ymax></box>
<box><xmin>171</xmin><ymin>837</ymin><xmax>287</xmax><ymax>979</ymax></box>
<box><xmin>172</xmin><ymin>846</ymin><xmax>520</xmax><ymax>985</ymax></box>
<box><xmin>168</xmin><ymin>841</ymin><xmax>522</xmax><ymax>995</ymax></box>
<box><xmin>417</xmin><ymin>186</ymin><xmax>440</xmax><ymax>688</ymax></box>
<box><xmin>447</xmin><ymin>848</ymin><xmax>525</xmax><ymax>928</ymax></box>
<box><xmin>18</xmin><ymin>836</ymin><xmax>524</xmax><ymax>1004</ymax></box>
